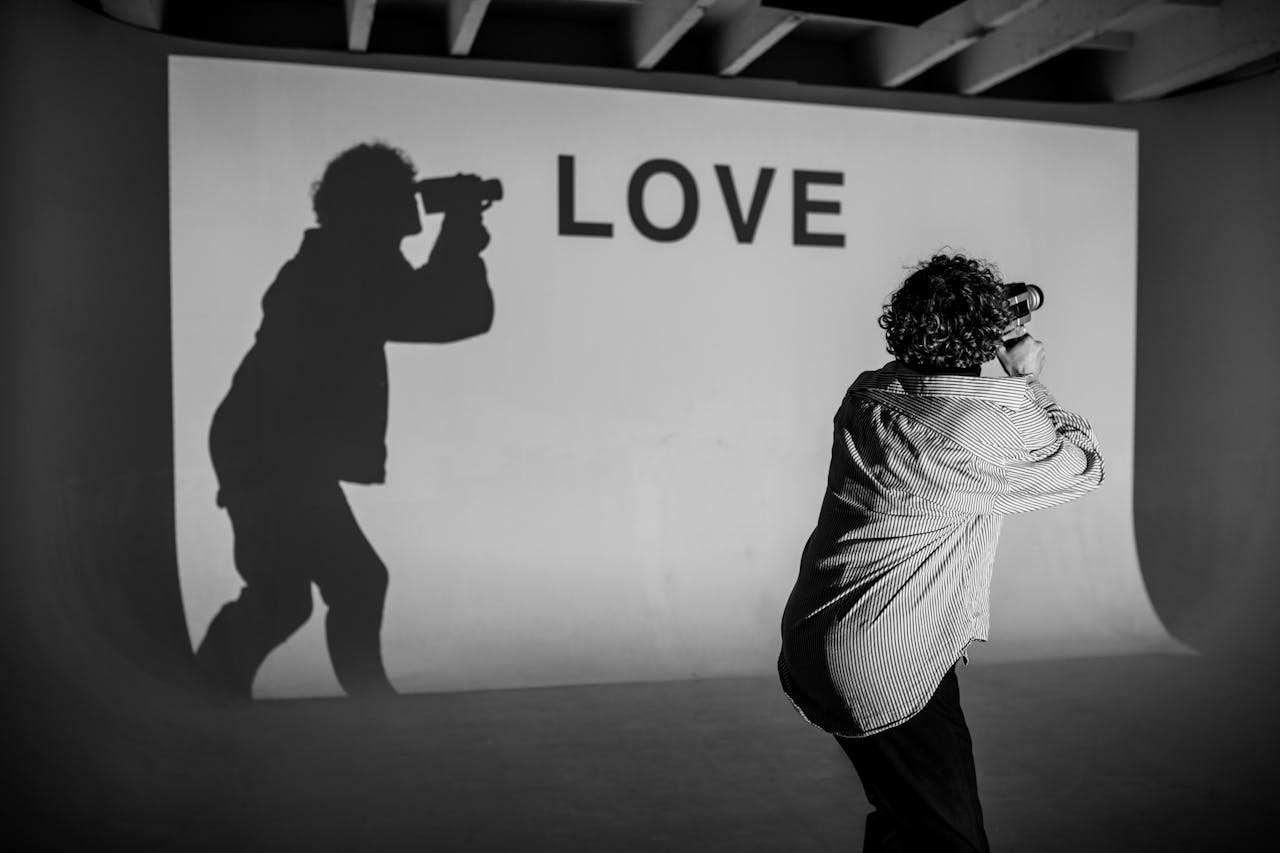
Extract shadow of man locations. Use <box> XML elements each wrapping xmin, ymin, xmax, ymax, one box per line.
<box><xmin>195</xmin><ymin>142</ymin><xmax>495</xmax><ymax>699</ymax></box>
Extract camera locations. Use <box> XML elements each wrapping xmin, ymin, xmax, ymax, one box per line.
<box><xmin>1004</xmin><ymin>282</ymin><xmax>1044</xmax><ymax>338</ymax></box>
<box><xmin>415</xmin><ymin>174</ymin><xmax>504</xmax><ymax>213</ymax></box>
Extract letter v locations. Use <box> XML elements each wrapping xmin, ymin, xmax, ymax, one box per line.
<box><xmin>714</xmin><ymin>165</ymin><xmax>776</xmax><ymax>244</ymax></box>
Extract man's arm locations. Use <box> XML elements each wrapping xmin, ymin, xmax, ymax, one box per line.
<box><xmin>986</xmin><ymin>336</ymin><xmax>1104</xmax><ymax>513</ymax></box>
<box><xmin>385</xmin><ymin>207</ymin><xmax>494</xmax><ymax>343</ymax></box>
<box><xmin>988</xmin><ymin>377</ymin><xmax>1104</xmax><ymax>514</ymax></box>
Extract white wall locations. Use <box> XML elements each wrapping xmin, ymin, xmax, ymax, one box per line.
<box><xmin>170</xmin><ymin>57</ymin><xmax>1174</xmax><ymax>698</ymax></box>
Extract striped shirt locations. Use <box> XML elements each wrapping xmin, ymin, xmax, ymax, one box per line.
<box><xmin>778</xmin><ymin>360</ymin><xmax>1104</xmax><ymax>737</ymax></box>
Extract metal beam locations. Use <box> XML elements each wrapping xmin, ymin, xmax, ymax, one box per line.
<box><xmin>632</xmin><ymin>1</ymin><xmax>717</xmax><ymax>70</ymax></box>
<box><xmin>1109</xmin><ymin>0</ymin><xmax>1280</xmax><ymax>99</ymax></box>
<box><xmin>717</xmin><ymin>2</ymin><xmax>806</xmax><ymax>77</ymax></box>
<box><xmin>448</xmin><ymin>0</ymin><xmax>492</xmax><ymax>57</ymax></box>
<box><xmin>952</xmin><ymin>0</ymin><xmax>1162</xmax><ymax>95</ymax></box>
<box><xmin>858</xmin><ymin>0</ymin><xmax>1046</xmax><ymax>88</ymax></box>
<box><xmin>345</xmin><ymin>0</ymin><xmax>377</xmax><ymax>52</ymax></box>
<box><xmin>100</xmin><ymin>0</ymin><xmax>165</xmax><ymax>31</ymax></box>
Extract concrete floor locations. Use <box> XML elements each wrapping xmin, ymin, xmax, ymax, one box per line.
<box><xmin>18</xmin><ymin>653</ymin><xmax>1278</xmax><ymax>851</ymax></box>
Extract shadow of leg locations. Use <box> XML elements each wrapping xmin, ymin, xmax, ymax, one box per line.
<box><xmin>310</xmin><ymin>483</ymin><xmax>395</xmax><ymax>698</ymax></box>
<box><xmin>195</xmin><ymin>581</ymin><xmax>313</xmax><ymax>699</ymax></box>
<box><xmin>195</xmin><ymin>485</ymin><xmax>316</xmax><ymax>699</ymax></box>
<box><xmin>326</xmin><ymin>600</ymin><xmax>395</xmax><ymax>697</ymax></box>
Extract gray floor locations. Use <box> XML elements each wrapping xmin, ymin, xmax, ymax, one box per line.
<box><xmin>30</xmin><ymin>653</ymin><xmax>1278</xmax><ymax>851</ymax></box>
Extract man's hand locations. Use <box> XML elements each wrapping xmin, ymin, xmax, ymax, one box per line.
<box><xmin>996</xmin><ymin>334</ymin><xmax>1046</xmax><ymax>380</ymax></box>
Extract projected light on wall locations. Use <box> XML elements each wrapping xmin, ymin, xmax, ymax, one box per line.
<box><xmin>170</xmin><ymin>57</ymin><xmax>1173</xmax><ymax>699</ymax></box>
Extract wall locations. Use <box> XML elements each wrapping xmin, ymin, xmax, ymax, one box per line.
<box><xmin>168</xmin><ymin>58</ymin><xmax>1158</xmax><ymax>697</ymax></box>
<box><xmin>1129</xmin><ymin>70</ymin><xmax>1280</xmax><ymax>659</ymax></box>
<box><xmin>3</xmin><ymin>0</ymin><xmax>1278</xmax><ymax>830</ymax></box>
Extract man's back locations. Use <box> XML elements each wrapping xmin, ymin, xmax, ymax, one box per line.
<box><xmin>779</xmin><ymin>360</ymin><xmax>1103</xmax><ymax>736</ymax></box>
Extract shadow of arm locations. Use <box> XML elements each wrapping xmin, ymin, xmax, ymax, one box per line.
<box><xmin>387</xmin><ymin>213</ymin><xmax>494</xmax><ymax>343</ymax></box>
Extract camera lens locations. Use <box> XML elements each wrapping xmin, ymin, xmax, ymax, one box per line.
<box><xmin>1025</xmin><ymin>285</ymin><xmax>1044</xmax><ymax>311</ymax></box>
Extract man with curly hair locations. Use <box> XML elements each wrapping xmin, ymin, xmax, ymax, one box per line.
<box><xmin>778</xmin><ymin>253</ymin><xmax>1103</xmax><ymax>852</ymax></box>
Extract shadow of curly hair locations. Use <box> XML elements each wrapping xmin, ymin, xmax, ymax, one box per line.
<box><xmin>878</xmin><ymin>253</ymin><xmax>1014</xmax><ymax>370</ymax></box>
<box><xmin>311</xmin><ymin>141</ymin><xmax>417</xmax><ymax>228</ymax></box>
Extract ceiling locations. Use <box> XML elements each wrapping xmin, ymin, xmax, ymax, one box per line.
<box><xmin>85</xmin><ymin>0</ymin><xmax>1280</xmax><ymax>102</ymax></box>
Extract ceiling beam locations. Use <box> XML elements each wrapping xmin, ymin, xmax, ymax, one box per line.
<box><xmin>344</xmin><ymin>0</ymin><xmax>377</xmax><ymax>52</ymax></box>
<box><xmin>448</xmin><ymin>0</ymin><xmax>492</xmax><ymax>57</ymax></box>
<box><xmin>716</xmin><ymin>2</ymin><xmax>806</xmax><ymax>76</ymax></box>
<box><xmin>632</xmin><ymin>1</ymin><xmax>717</xmax><ymax>70</ymax></box>
<box><xmin>952</xmin><ymin>0</ymin><xmax>1163</xmax><ymax>95</ymax></box>
<box><xmin>859</xmin><ymin>0</ymin><xmax>1046</xmax><ymax>88</ymax></box>
<box><xmin>100</xmin><ymin>0</ymin><xmax>165</xmax><ymax>31</ymax></box>
<box><xmin>1077</xmin><ymin>31</ymin><xmax>1135</xmax><ymax>50</ymax></box>
<box><xmin>1109</xmin><ymin>0</ymin><xmax>1280</xmax><ymax>100</ymax></box>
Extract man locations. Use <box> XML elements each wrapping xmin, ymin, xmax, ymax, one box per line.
<box><xmin>195</xmin><ymin>142</ymin><xmax>494</xmax><ymax>699</ymax></box>
<box><xmin>778</xmin><ymin>253</ymin><xmax>1103</xmax><ymax>851</ymax></box>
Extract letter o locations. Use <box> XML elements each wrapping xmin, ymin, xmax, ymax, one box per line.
<box><xmin>627</xmin><ymin>159</ymin><xmax>699</xmax><ymax>243</ymax></box>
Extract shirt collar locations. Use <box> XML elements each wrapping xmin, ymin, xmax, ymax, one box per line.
<box><xmin>851</xmin><ymin>360</ymin><xmax>1029</xmax><ymax>410</ymax></box>
<box><xmin>902</xmin><ymin>361</ymin><xmax>981</xmax><ymax>377</ymax></box>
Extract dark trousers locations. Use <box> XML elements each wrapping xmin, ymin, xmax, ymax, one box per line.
<box><xmin>195</xmin><ymin>479</ymin><xmax>395</xmax><ymax>699</ymax></box>
<box><xmin>835</xmin><ymin>666</ymin><xmax>990</xmax><ymax>853</ymax></box>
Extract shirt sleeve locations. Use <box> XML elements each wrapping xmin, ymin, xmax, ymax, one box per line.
<box><xmin>986</xmin><ymin>378</ymin><xmax>1105</xmax><ymax>514</ymax></box>
<box><xmin>841</xmin><ymin>379</ymin><xmax>1104</xmax><ymax>518</ymax></box>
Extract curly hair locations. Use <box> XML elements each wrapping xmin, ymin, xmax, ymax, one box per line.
<box><xmin>311</xmin><ymin>142</ymin><xmax>417</xmax><ymax>228</ymax></box>
<box><xmin>878</xmin><ymin>253</ymin><xmax>1013</xmax><ymax>369</ymax></box>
